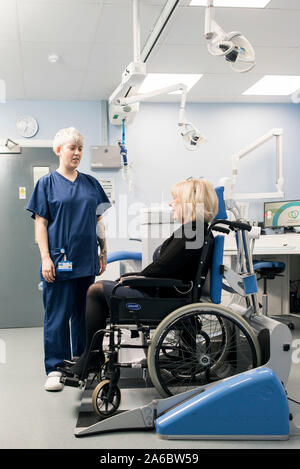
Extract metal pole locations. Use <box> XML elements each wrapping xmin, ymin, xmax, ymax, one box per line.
<box><xmin>133</xmin><ymin>0</ymin><xmax>141</xmax><ymax>63</ymax></box>
<box><xmin>141</xmin><ymin>0</ymin><xmax>180</xmax><ymax>63</ymax></box>
<box><xmin>101</xmin><ymin>100</ymin><xmax>109</xmax><ymax>146</ymax></box>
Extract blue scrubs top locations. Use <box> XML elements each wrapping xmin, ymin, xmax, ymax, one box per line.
<box><xmin>26</xmin><ymin>170</ymin><xmax>111</xmax><ymax>281</ymax></box>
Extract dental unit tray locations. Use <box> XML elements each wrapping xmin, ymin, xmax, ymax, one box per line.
<box><xmin>75</xmin><ymin>367</ymin><xmax>300</xmax><ymax>440</ymax></box>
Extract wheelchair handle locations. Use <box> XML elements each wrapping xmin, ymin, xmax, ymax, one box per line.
<box><xmin>211</xmin><ymin>219</ymin><xmax>252</xmax><ymax>232</ymax></box>
<box><xmin>211</xmin><ymin>226</ymin><xmax>230</xmax><ymax>235</ymax></box>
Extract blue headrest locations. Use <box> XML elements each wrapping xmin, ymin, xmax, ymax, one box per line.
<box><xmin>215</xmin><ymin>186</ymin><xmax>227</xmax><ymax>220</ymax></box>
<box><xmin>210</xmin><ymin>235</ymin><xmax>224</xmax><ymax>304</ymax></box>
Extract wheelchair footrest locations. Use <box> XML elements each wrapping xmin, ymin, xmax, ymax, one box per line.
<box><xmin>60</xmin><ymin>376</ymin><xmax>82</xmax><ymax>388</ymax></box>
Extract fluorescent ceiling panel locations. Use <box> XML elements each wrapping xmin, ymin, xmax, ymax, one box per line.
<box><xmin>190</xmin><ymin>0</ymin><xmax>271</xmax><ymax>7</ymax></box>
<box><xmin>243</xmin><ymin>75</ymin><xmax>300</xmax><ymax>95</ymax></box>
<box><xmin>139</xmin><ymin>73</ymin><xmax>203</xmax><ymax>95</ymax></box>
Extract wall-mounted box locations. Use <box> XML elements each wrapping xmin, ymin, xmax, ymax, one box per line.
<box><xmin>90</xmin><ymin>145</ymin><xmax>121</xmax><ymax>169</ymax></box>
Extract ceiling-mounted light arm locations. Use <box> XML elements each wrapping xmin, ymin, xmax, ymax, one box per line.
<box><xmin>133</xmin><ymin>0</ymin><xmax>141</xmax><ymax>63</ymax></box>
<box><xmin>118</xmin><ymin>83</ymin><xmax>187</xmax><ymax>110</ymax></box>
<box><xmin>141</xmin><ymin>0</ymin><xmax>180</xmax><ymax>63</ymax></box>
<box><xmin>205</xmin><ymin>0</ymin><xmax>220</xmax><ymax>41</ymax></box>
<box><xmin>118</xmin><ymin>83</ymin><xmax>205</xmax><ymax>150</ymax></box>
<box><xmin>117</xmin><ymin>82</ymin><xmax>189</xmax><ymax>127</ymax></box>
<box><xmin>109</xmin><ymin>1</ymin><xmax>204</xmax><ymax>149</ymax></box>
<box><xmin>221</xmin><ymin>128</ymin><xmax>284</xmax><ymax>201</ymax></box>
<box><xmin>109</xmin><ymin>0</ymin><xmax>181</xmax><ymax>110</ymax></box>
<box><xmin>204</xmin><ymin>0</ymin><xmax>255</xmax><ymax>73</ymax></box>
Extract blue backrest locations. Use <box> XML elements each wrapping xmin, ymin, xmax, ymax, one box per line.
<box><xmin>209</xmin><ymin>186</ymin><xmax>227</xmax><ymax>303</ymax></box>
<box><xmin>214</xmin><ymin>186</ymin><xmax>228</xmax><ymax>220</ymax></box>
<box><xmin>210</xmin><ymin>235</ymin><xmax>225</xmax><ymax>304</ymax></box>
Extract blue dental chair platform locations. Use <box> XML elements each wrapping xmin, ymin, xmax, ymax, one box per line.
<box><xmin>156</xmin><ymin>367</ymin><xmax>290</xmax><ymax>440</ymax></box>
<box><xmin>76</xmin><ymin>366</ymin><xmax>300</xmax><ymax>440</ymax></box>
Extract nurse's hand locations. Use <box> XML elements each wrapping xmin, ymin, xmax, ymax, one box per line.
<box><xmin>98</xmin><ymin>253</ymin><xmax>107</xmax><ymax>275</ymax></box>
<box><xmin>42</xmin><ymin>256</ymin><xmax>56</xmax><ymax>283</ymax></box>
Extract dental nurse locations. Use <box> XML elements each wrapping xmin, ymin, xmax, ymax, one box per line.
<box><xmin>26</xmin><ymin>127</ymin><xmax>111</xmax><ymax>391</ymax></box>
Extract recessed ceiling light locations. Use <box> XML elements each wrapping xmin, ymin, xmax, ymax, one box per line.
<box><xmin>138</xmin><ymin>73</ymin><xmax>203</xmax><ymax>95</ymax></box>
<box><xmin>190</xmin><ymin>0</ymin><xmax>271</xmax><ymax>7</ymax></box>
<box><xmin>243</xmin><ymin>75</ymin><xmax>300</xmax><ymax>96</ymax></box>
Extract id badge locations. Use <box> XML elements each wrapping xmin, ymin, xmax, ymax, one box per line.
<box><xmin>57</xmin><ymin>249</ymin><xmax>73</xmax><ymax>272</ymax></box>
<box><xmin>57</xmin><ymin>261</ymin><xmax>73</xmax><ymax>272</ymax></box>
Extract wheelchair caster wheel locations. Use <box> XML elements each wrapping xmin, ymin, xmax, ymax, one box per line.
<box><xmin>92</xmin><ymin>379</ymin><xmax>121</xmax><ymax>418</ymax></box>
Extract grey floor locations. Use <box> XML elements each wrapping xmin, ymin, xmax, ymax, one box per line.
<box><xmin>1</xmin><ymin>321</ymin><xmax>300</xmax><ymax>450</ymax></box>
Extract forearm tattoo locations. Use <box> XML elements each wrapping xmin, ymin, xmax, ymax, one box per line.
<box><xmin>97</xmin><ymin>218</ymin><xmax>107</xmax><ymax>255</ymax></box>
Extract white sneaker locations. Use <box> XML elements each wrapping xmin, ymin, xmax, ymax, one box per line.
<box><xmin>44</xmin><ymin>371</ymin><xmax>64</xmax><ymax>391</ymax></box>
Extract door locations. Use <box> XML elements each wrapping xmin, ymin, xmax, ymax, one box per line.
<box><xmin>0</xmin><ymin>147</ymin><xmax>58</xmax><ymax>328</ymax></box>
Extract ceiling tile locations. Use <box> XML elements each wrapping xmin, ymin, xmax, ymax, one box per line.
<box><xmin>215</xmin><ymin>8</ymin><xmax>300</xmax><ymax>48</ymax></box>
<box><xmin>80</xmin><ymin>68</ymin><xmax>118</xmax><ymax>100</ymax></box>
<box><xmin>87</xmin><ymin>42</ymin><xmax>131</xmax><ymax>73</ymax></box>
<box><xmin>1</xmin><ymin>71</ymin><xmax>25</xmax><ymax>100</ymax></box>
<box><xmin>0</xmin><ymin>0</ymin><xmax>18</xmax><ymax>41</ymax></box>
<box><xmin>188</xmin><ymin>73</ymin><xmax>262</xmax><ymax>98</ymax></box>
<box><xmin>148</xmin><ymin>43</ymin><xmax>233</xmax><ymax>74</ymax></box>
<box><xmin>94</xmin><ymin>3</ymin><xmax>164</xmax><ymax>46</ymax></box>
<box><xmin>162</xmin><ymin>6</ymin><xmax>207</xmax><ymax>45</ymax></box>
<box><xmin>0</xmin><ymin>41</ymin><xmax>22</xmax><ymax>73</ymax></box>
<box><xmin>18</xmin><ymin>1</ymin><xmax>102</xmax><ymax>43</ymax></box>
<box><xmin>21</xmin><ymin>41</ymin><xmax>92</xmax><ymax>71</ymax></box>
<box><xmin>268</xmin><ymin>0</ymin><xmax>300</xmax><ymax>9</ymax></box>
<box><xmin>23</xmin><ymin>68</ymin><xmax>85</xmax><ymax>99</ymax></box>
<box><xmin>253</xmin><ymin>46</ymin><xmax>300</xmax><ymax>75</ymax></box>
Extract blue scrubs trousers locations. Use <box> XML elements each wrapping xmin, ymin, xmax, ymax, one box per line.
<box><xmin>42</xmin><ymin>276</ymin><xmax>94</xmax><ymax>375</ymax></box>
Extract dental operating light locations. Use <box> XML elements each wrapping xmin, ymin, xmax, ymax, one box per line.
<box><xmin>109</xmin><ymin>0</ymin><xmax>204</xmax><ymax>151</ymax></box>
<box><xmin>205</xmin><ymin>0</ymin><xmax>255</xmax><ymax>73</ymax></box>
<box><xmin>181</xmin><ymin>123</ymin><xmax>206</xmax><ymax>150</ymax></box>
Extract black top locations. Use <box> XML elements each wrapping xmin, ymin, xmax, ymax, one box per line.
<box><xmin>139</xmin><ymin>221</ymin><xmax>208</xmax><ymax>283</ymax></box>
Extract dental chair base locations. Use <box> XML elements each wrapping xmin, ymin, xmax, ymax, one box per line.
<box><xmin>231</xmin><ymin>306</ymin><xmax>293</xmax><ymax>386</ymax></box>
<box><xmin>75</xmin><ymin>367</ymin><xmax>300</xmax><ymax>440</ymax></box>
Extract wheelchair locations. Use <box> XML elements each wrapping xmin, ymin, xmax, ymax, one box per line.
<box><xmin>61</xmin><ymin>217</ymin><xmax>262</xmax><ymax>419</ymax></box>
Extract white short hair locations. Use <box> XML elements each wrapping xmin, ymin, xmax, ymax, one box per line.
<box><xmin>53</xmin><ymin>127</ymin><xmax>84</xmax><ymax>154</ymax></box>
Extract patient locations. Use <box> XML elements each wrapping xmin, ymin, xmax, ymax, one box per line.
<box><xmin>60</xmin><ymin>178</ymin><xmax>218</xmax><ymax>379</ymax></box>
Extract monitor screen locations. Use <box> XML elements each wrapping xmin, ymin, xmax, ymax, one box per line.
<box><xmin>264</xmin><ymin>200</ymin><xmax>300</xmax><ymax>228</ymax></box>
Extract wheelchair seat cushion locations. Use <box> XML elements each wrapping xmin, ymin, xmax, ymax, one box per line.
<box><xmin>103</xmin><ymin>279</ymin><xmax>191</xmax><ymax>325</ymax></box>
<box><xmin>102</xmin><ymin>280</ymin><xmax>152</xmax><ymax>307</ymax></box>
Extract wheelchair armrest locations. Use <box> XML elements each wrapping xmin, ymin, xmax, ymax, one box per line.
<box><xmin>115</xmin><ymin>272</ymin><xmax>140</xmax><ymax>282</ymax></box>
<box><xmin>117</xmin><ymin>275</ymin><xmax>192</xmax><ymax>290</ymax></box>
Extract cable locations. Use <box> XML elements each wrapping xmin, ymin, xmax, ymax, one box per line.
<box><xmin>288</xmin><ymin>397</ymin><xmax>300</xmax><ymax>405</ymax></box>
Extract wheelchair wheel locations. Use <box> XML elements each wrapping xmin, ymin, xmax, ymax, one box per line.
<box><xmin>92</xmin><ymin>379</ymin><xmax>121</xmax><ymax>418</ymax></box>
<box><xmin>147</xmin><ymin>303</ymin><xmax>261</xmax><ymax>398</ymax></box>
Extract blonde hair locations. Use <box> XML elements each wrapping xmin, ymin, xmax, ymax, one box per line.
<box><xmin>53</xmin><ymin>127</ymin><xmax>84</xmax><ymax>154</ymax></box>
<box><xmin>171</xmin><ymin>178</ymin><xmax>218</xmax><ymax>223</ymax></box>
